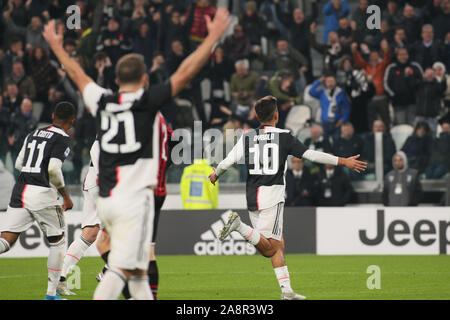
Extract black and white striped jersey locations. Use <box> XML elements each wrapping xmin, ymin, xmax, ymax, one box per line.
<box><xmin>216</xmin><ymin>126</ymin><xmax>308</xmax><ymax>211</ymax></box>
<box><xmin>82</xmin><ymin>81</ymin><xmax>172</xmax><ymax>198</ymax></box>
<box><xmin>9</xmin><ymin>125</ymin><xmax>71</xmax><ymax>210</ymax></box>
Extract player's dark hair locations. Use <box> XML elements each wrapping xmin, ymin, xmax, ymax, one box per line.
<box><xmin>54</xmin><ymin>102</ymin><xmax>75</xmax><ymax>121</ymax></box>
<box><xmin>116</xmin><ymin>53</ymin><xmax>146</xmax><ymax>84</ymax></box>
<box><xmin>254</xmin><ymin>96</ymin><xmax>278</xmax><ymax>123</ymax></box>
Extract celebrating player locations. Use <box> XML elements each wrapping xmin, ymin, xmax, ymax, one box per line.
<box><xmin>43</xmin><ymin>8</ymin><xmax>231</xmax><ymax>300</ymax></box>
<box><xmin>57</xmin><ymin>140</ymin><xmax>100</xmax><ymax>296</ymax></box>
<box><xmin>209</xmin><ymin>96</ymin><xmax>367</xmax><ymax>300</ymax></box>
<box><xmin>96</xmin><ymin>112</ymin><xmax>173</xmax><ymax>300</ymax></box>
<box><xmin>0</xmin><ymin>102</ymin><xmax>75</xmax><ymax>300</ymax></box>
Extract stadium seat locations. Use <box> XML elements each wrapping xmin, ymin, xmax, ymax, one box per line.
<box><xmin>303</xmin><ymin>85</ymin><xmax>321</xmax><ymax>122</ymax></box>
<box><xmin>390</xmin><ymin>124</ymin><xmax>414</xmax><ymax>150</ymax></box>
<box><xmin>284</xmin><ymin>105</ymin><xmax>312</xmax><ymax>134</ymax></box>
<box><xmin>296</xmin><ymin>126</ymin><xmax>311</xmax><ymax>143</ymax></box>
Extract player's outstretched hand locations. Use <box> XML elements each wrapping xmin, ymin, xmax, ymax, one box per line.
<box><xmin>205</xmin><ymin>7</ymin><xmax>231</xmax><ymax>42</ymax></box>
<box><xmin>42</xmin><ymin>20</ymin><xmax>63</xmax><ymax>50</ymax></box>
<box><xmin>62</xmin><ymin>196</ymin><xmax>73</xmax><ymax>212</ymax></box>
<box><xmin>343</xmin><ymin>155</ymin><xmax>367</xmax><ymax>173</ymax></box>
<box><xmin>209</xmin><ymin>172</ymin><xmax>218</xmax><ymax>186</ymax></box>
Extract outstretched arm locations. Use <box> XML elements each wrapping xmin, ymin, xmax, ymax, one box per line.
<box><xmin>170</xmin><ymin>7</ymin><xmax>231</xmax><ymax>97</ymax></box>
<box><xmin>43</xmin><ymin>20</ymin><xmax>93</xmax><ymax>94</ymax></box>
<box><xmin>209</xmin><ymin>135</ymin><xmax>244</xmax><ymax>185</ymax></box>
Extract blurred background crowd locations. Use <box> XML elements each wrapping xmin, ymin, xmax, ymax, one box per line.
<box><xmin>0</xmin><ymin>0</ymin><xmax>449</xmax><ymax>206</ymax></box>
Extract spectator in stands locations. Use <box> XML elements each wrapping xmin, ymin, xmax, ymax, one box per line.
<box><xmin>383</xmin><ymin>151</ymin><xmax>423</xmax><ymax>206</ymax></box>
<box><xmin>260</xmin><ymin>38</ymin><xmax>309</xmax><ymax>88</ymax></box>
<box><xmin>414</xmin><ymin>68</ymin><xmax>447</xmax><ymax>136</ymax></box>
<box><xmin>184</xmin><ymin>0</ymin><xmax>216</xmax><ymax>50</ymax></box>
<box><xmin>371</xmin><ymin>20</ymin><xmax>393</xmax><ymax>49</ymax></box>
<box><xmin>431</xmin><ymin>0</ymin><xmax>450</xmax><ymax>41</ymax></box>
<box><xmin>339</xmin><ymin>58</ymin><xmax>375</xmax><ymax>134</ymax></box>
<box><xmin>87</xmin><ymin>52</ymin><xmax>116</xmax><ymax>91</ymax></box>
<box><xmin>322</xmin><ymin>0</ymin><xmax>350</xmax><ymax>43</ymax></box>
<box><xmin>133</xmin><ymin>20</ymin><xmax>157</xmax><ymax>68</ymax></box>
<box><xmin>275</xmin><ymin>0</ymin><xmax>318</xmax><ymax>83</ymax></box>
<box><xmin>337</xmin><ymin>17</ymin><xmax>353</xmax><ymax>46</ymax></box>
<box><xmin>332</xmin><ymin>122</ymin><xmax>364</xmax><ymax>180</ymax></box>
<box><xmin>390</xmin><ymin>26</ymin><xmax>408</xmax><ymax>53</ymax></box>
<box><xmin>5</xmin><ymin>60</ymin><xmax>36</xmax><ymax>100</ymax></box>
<box><xmin>266</xmin><ymin>70</ymin><xmax>302</xmax><ymax>129</ymax></box>
<box><xmin>361</xmin><ymin>120</ymin><xmax>396</xmax><ymax>175</ymax></box>
<box><xmin>207</xmin><ymin>46</ymin><xmax>234</xmax><ymax>97</ymax></box>
<box><xmin>410</xmin><ymin>25</ymin><xmax>447</xmax><ymax>70</ymax></box>
<box><xmin>230</xmin><ymin>59</ymin><xmax>259</xmax><ymax>109</ymax></box>
<box><xmin>384</xmin><ymin>48</ymin><xmax>423</xmax><ymax>125</ymax></box>
<box><xmin>304</xmin><ymin>125</ymin><xmax>333</xmax><ymax>154</ymax></box>
<box><xmin>1</xmin><ymin>37</ymin><xmax>25</xmax><ymax>79</ymax></box>
<box><xmin>310</xmin><ymin>22</ymin><xmax>349</xmax><ymax>74</ymax></box>
<box><xmin>309</xmin><ymin>74</ymin><xmax>350</xmax><ymax>137</ymax></box>
<box><xmin>351</xmin><ymin>0</ymin><xmax>370</xmax><ymax>43</ymax></box>
<box><xmin>160</xmin><ymin>9</ymin><xmax>187</xmax><ymax>56</ymax></box>
<box><xmin>426</xmin><ymin>120</ymin><xmax>450</xmax><ymax>179</ymax></box>
<box><xmin>165</xmin><ymin>39</ymin><xmax>186</xmax><ymax>75</ymax></box>
<box><xmin>433</xmin><ymin>62</ymin><xmax>450</xmax><ymax>109</ymax></box>
<box><xmin>96</xmin><ymin>17</ymin><xmax>132</xmax><ymax>64</ymax></box>
<box><xmin>401</xmin><ymin>121</ymin><xmax>433</xmax><ymax>174</ymax></box>
<box><xmin>149</xmin><ymin>52</ymin><xmax>169</xmax><ymax>86</ymax></box>
<box><xmin>315</xmin><ymin>164</ymin><xmax>354</xmax><ymax>206</ymax></box>
<box><xmin>3</xmin><ymin>82</ymin><xmax>22</xmax><ymax>113</ymax></box>
<box><xmin>222</xmin><ymin>24</ymin><xmax>251</xmax><ymax>62</ymax></box>
<box><xmin>352</xmin><ymin>39</ymin><xmax>391</xmax><ymax>128</ymax></box>
<box><xmin>383</xmin><ymin>0</ymin><xmax>403</xmax><ymax>29</ymax></box>
<box><xmin>0</xmin><ymin>96</ymin><xmax>10</xmax><ymax>164</ymax></box>
<box><xmin>285</xmin><ymin>157</ymin><xmax>316</xmax><ymax>207</ymax></box>
<box><xmin>7</xmin><ymin>98</ymin><xmax>37</xmax><ymax>178</ymax></box>
<box><xmin>27</xmin><ymin>45</ymin><xmax>58</xmax><ymax>105</ymax></box>
<box><xmin>239</xmin><ymin>1</ymin><xmax>267</xmax><ymax>56</ymax></box>
<box><xmin>400</xmin><ymin>4</ymin><xmax>422</xmax><ymax>43</ymax></box>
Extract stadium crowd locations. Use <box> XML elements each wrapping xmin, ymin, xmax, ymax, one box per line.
<box><xmin>0</xmin><ymin>0</ymin><xmax>449</xmax><ymax>195</ymax></box>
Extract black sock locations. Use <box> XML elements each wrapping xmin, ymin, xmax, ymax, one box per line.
<box><xmin>101</xmin><ymin>251</ymin><xmax>110</xmax><ymax>264</ymax></box>
<box><xmin>101</xmin><ymin>251</ymin><xmax>110</xmax><ymax>273</ymax></box>
<box><xmin>59</xmin><ymin>276</ymin><xmax>66</xmax><ymax>282</ymax></box>
<box><xmin>148</xmin><ymin>260</ymin><xmax>159</xmax><ymax>300</ymax></box>
<box><xmin>122</xmin><ymin>283</ymin><xmax>132</xmax><ymax>300</ymax></box>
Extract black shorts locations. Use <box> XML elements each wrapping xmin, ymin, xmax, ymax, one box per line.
<box><xmin>152</xmin><ymin>195</ymin><xmax>166</xmax><ymax>244</ymax></box>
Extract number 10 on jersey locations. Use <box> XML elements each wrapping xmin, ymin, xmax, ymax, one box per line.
<box><xmin>249</xmin><ymin>143</ymin><xmax>279</xmax><ymax>175</ymax></box>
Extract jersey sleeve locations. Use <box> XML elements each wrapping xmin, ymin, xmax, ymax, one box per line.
<box><xmin>287</xmin><ymin>134</ymin><xmax>308</xmax><ymax>158</ymax></box>
<box><xmin>148</xmin><ymin>81</ymin><xmax>172</xmax><ymax>112</ymax></box>
<box><xmin>51</xmin><ymin>136</ymin><xmax>71</xmax><ymax>162</ymax></box>
<box><xmin>82</xmin><ymin>82</ymin><xmax>110</xmax><ymax>116</ymax></box>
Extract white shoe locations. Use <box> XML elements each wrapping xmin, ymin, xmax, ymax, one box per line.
<box><xmin>281</xmin><ymin>290</ymin><xmax>307</xmax><ymax>300</ymax></box>
<box><xmin>219</xmin><ymin>211</ymin><xmax>241</xmax><ymax>241</ymax></box>
<box><xmin>57</xmin><ymin>281</ymin><xmax>76</xmax><ymax>296</ymax></box>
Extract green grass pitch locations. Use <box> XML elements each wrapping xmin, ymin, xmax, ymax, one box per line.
<box><xmin>0</xmin><ymin>254</ymin><xmax>449</xmax><ymax>300</ymax></box>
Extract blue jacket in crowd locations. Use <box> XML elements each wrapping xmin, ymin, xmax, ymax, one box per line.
<box><xmin>309</xmin><ymin>79</ymin><xmax>350</xmax><ymax>124</ymax></box>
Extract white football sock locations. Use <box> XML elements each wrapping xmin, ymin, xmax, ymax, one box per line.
<box><xmin>61</xmin><ymin>236</ymin><xmax>91</xmax><ymax>278</ymax></box>
<box><xmin>47</xmin><ymin>238</ymin><xmax>65</xmax><ymax>296</ymax></box>
<box><xmin>128</xmin><ymin>275</ymin><xmax>153</xmax><ymax>300</ymax></box>
<box><xmin>274</xmin><ymin>266</ymin><xmax>293</xmax><ymax>293</ymax></box>
<box><xmin>93</xmin><ymin>269</ymin><xmax>127</xmax><ymax>300</ymax></box>
<box><xmin>0</xmin><ymin>238</ymin><xmax>11</xmax><ymax>254</ymax></box>
<box><xmin>236</xmin><ymin>222</ymin><xmax>261</xmax><ymax>246</ymax></box>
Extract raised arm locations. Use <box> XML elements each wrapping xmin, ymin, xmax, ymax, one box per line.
<box><xmin>43</xmin><ymin>20</ymin><xmax>93</xmax><ymax>94</ymax></box>
<box><xmin>170</xmin><ymin>7</ymin><xmax>231</xmax><ymax>97</ymax></box>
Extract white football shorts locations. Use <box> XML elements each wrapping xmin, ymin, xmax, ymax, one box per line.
<box><xmin>96</xmin><ymin>188</ymin><xmax>154</xmax><ymax>270</ymax></box>
<box><xmin>248</xmin><ymin>202</ymin><xmax>284</xmax><ymax>241</ymax></box>
<box><xmin>0</xmin><ymin>205</ymin><xmax>65</xmax><ymax>237</ymax></box>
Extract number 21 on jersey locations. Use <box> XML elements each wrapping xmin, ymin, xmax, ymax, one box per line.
<box><xmin>100</xmin><ymin>110</ymin><xmax>141</xmax><ymax>154</ymax></box>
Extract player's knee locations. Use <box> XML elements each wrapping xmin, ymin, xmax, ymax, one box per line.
<box><xmin>82</xmin><ymin>226</ymin><xmax>100</xmax><ymax>243</ymax></box>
